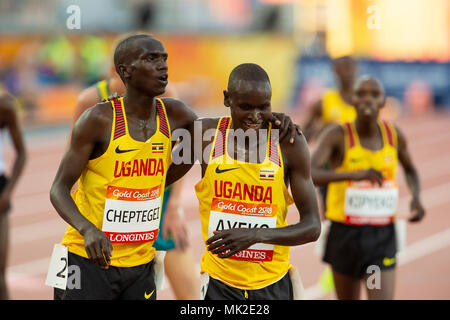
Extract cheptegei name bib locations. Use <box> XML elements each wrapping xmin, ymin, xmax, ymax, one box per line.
<box><xmin>344</xmin><ymin>180</ymin><xmax>398</xmax><ymax>225</ymax></box>
<box><xmin>208</xmin><ymin>198</ymin><xmax>277</xmax><ymax>262</ymax></box>
<box><xmin>102</xmin><ymin>185</ymin><xmax>162</xmax><ymax>243</ymax></box>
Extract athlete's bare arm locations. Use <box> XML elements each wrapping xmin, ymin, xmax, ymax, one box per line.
<box><xmin>158</xmin><ymin>98</ymin><xmax>198</xmax><ymax>249</ymax></box>
<box><xmin>396</xmin><ymin>126</ymin><xmax>425</xmax><ymax>222</ymax></box>
<box><xmin>0</xmin><ymin>94</ymin><xmax>26</xmax><ymax>214</ymax></box>
<box><xmin>166</xmin><ymin>117</ymin><xmax>224</xmax><ymax>187</ymax></box>
<box><xmin>72</xmin><ymin>86</ymin><xmax>100</xmax><ymax>126</ymax></box>
<box><xmin>206</xmin><ymin>132</ymin><xmax>321</xmax><ymax>258</ymax></box>
<box><xmin>311</xmin><ymin>125</ymin><xmax>384</xmax><ymax>186</ymax></box>
<box><xmin>303</xmin><ymin>99</ymin><xmax>323</xmax><ymax>141</ymax></box>
<box><xmin>50</xmin><ymin>102</ymin><xmax>113</xmax><ymax>269</ymax></box>
<box><xmin>165</xmin><ymin>107</ymin><xmax>302</xmax><ymax>186</ymax></box>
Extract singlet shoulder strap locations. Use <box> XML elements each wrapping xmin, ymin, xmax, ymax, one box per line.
<box><xmin>155</xmin><ymin>98</ymin><xmax>170</xmax><ymax>139</ymax></box>
<box><xmin>211</xmin><ymin>117</ymin><xmax>231</xmax><ymax>160</ymax></box>
<box><xmin>268</xmin><ymin>123</ymin><xmax>281</xmax><ymax>167</ymax></box>
<box><xmin>343</xmin><ymin>122</ymin><xmax>356</xmax><ymax>149</ymax></box>
<box><xmin>112</xmin><ymin>98</ymin><xmax>126</xmax><ymax>140</ymax></box>
<box><xmin>380</xmin><ymin>121</ymin><xmax>397</xmax><ymax>148</ymax></box>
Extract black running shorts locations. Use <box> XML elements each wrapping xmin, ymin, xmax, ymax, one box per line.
<box><xmin>323</xmin><ymin>221</ymin><xmax>397</xmax><ymax>278</ymax></box>
<box><xmin>54</xmin><ymin>251</ymin><xmax>156</xmax><ymax>300</ymax></box>
<box><xmin>204</xmin><ymin>272</ymin><xmax>293</xmax><ymax>300</ymax></box>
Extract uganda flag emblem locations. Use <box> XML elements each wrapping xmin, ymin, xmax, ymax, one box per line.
<box><xmin>152</xmin><ymin>143</ymin><xmax>164</xmax><ymax>154</ymax></box>
<box><xmin>260</xmin><ymin>169</ymin><xmax>275</xmax><ymax>181</ymax></box>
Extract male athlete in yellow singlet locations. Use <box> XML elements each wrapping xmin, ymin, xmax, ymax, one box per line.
<box><xmin>166</xmin><ymin>63</ymin><xmax>321</xmax><ymax>300</ymax></box>
<box><xmin>311</xmin><ymin>76</ymin><xmax>425</xmax><ymax>299</ymax></box>
<box><xmin>303</xmin><ymin>56</ymin><xmax>358</xmax><ymax>292</ymax></box>
<box><xmin>50</xmin><ymin>35</ymin><xmax>301</xmax><ymax>300</ymax></box>
<box><xmin>69</xmin><ymin>33</ymin><xmax>198</xmax><ymax>300</ymax></box>
<box><xmin>303</xmin><ymin>56</ymin><xmax>357</xmax><ymax>142</ymax></box>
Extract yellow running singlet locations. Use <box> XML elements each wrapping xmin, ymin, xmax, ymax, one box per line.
<box><xmin>61</xmin><ymin>97</ymin><xmax>172</xmax><ymax>267</ymax></box>
<box><xmin>195</xmin><ymin>117</ymin><xmax>294</xmax><ymax>290</ymax></box>
<box><xmin>326</xmin><ymin>121</ymin><xmax>399</xmax><ymax>226</ymax></box>
<box><xmin>322</xmin><ymin>89</ymin><xmax>356</xmax><ymax>125</ymax></box>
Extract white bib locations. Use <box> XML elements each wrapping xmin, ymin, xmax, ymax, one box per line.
<box><xmin>344</xmin><ymin>181</ymin><xmax>398</xmax><ymax>225</ymax></box>
<box><xmin>208</xmin><ymin>198</ymin><xmax>277</xmax><ymax>262</ymax></box>
<box><xmin>102</xmin><ymin>185</ymin><xmax>162</xmax><ymax>243</ymax></box>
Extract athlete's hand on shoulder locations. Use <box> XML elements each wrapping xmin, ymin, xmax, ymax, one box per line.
<box><xmin>351</xmin><ymin>169</ymin><xmax>384</xmax><ymax>186</ymax></box>
<box><xmin>101</xmin><ymin>92</ymin><xmax>121</xmax><ymax>102</ymax></box>
<box><xmin>162</xmin><ymin>206</ymin><xmax>189</xmax><ymax>251</ymax></box>
<box><xmin>82</xmin><ymin>225</ymin><xmax>113</xmax><ymax>269</ymax></box>
<box><xmin>269</xmin><ymin>113</ymin><xmax>302</xmax><ymax>144</ymax></box>
<box><xmin>206</xmin><ymin>229</ymin><xmax>259</xmax><ymax>259</ymax></box>
<box><xmin>409</xmin><ymin>197</ymin><xmax>425</xmax><ymax>223</ymax></box>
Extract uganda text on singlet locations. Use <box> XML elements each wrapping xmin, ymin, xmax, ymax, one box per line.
<box><xmin>61</xmin><ymin>97</ymin><xmax>172</xmax><ymax>267</ymax></box>
<box><xmin>195</xmin><ymin>117</ymin><xmax>294</xmax><ymax>290</ymax></box>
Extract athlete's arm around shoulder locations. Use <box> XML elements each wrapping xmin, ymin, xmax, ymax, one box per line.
<box><xmin>161</xmin><ymin>97</ymin><xmax>198</xmax><ymax>131</ymax></box>
<box><xmin>165</xmin><ymin>116</ymin><xmax>219</xmax><ymax>186</ymax></box>
<box><xmin>206</xmin><ymin>132</ymin><xmax>321</xmax><ymax>259</ymax></box>
<box><xmin>50</xmin><ymin>102</ymin><xmax>113</xmax><ymax>268</ymax></box>
<box><xmin>396</xmin><ymin>126</ymin><xmax>425</xmax><ymax>222</ymax></box>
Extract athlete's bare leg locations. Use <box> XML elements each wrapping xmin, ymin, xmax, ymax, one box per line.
<box><xmin>364</xmin><ymin>269</ymin><xmax>395</xmax><ymax>300</ymax></box>
<box><xmin>0</xmin><ymin>212</ymin><xmax>9</xmax><ymax>300</ymax></box>
<box><xmin>165</xmin><ymin>248</ymin><xmax>199</xmax><ymax>299</ymax></box>
<box><xmin>332</xmin><ymin>269</ymin><xmax>361</xmax><ymax>300</ymax></box>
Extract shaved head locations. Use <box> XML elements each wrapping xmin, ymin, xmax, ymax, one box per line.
<box><xmin>227</xmin><ymin>63</ymin><xmax>271</xmax><ymax>93</ymax></box>
<box><xmin>353</xmin><ymin>75</ymin><xmax>385</xmax><ymax>95</ymax></box>
<box><xmin>113</xmin><ymin>34</ymin><xmax>160</xmax><ymax>76</ymax></box>
<box><xmin>332</xmin><ymin>55</ymin><xmax>356</xmax><ymax>67</ymax></box>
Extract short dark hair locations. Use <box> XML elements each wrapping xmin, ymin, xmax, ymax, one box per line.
<box><xmin>353</xmin><ymin>75</ymin><xmax>385</xmax><ymax>94</ymax></box>
<box><xmin>332</xmin><ymin>55</ymin><xmax>356</xmax><ymax>66</ymax></box>
<box><xmin>227</xmin><ymin>63</ymin><xmax>270</xmax><ymax>92</ymax></box>
<box><xmin>113</xmin><ymin>34</ymin><xmax>155</xmax><ymax>75</ymax></box>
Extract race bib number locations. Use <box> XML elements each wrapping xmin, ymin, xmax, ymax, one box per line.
<box><xmin>102</xmin><ymin>185</ymin><xmax>162</xmax><ymax>243</ymax></box>
<box><xmin>45</xmin><ymin>244</ymin><xmax>68</xmax><ymax>290</ymax></box>
<box><xmin>208</xmin><ymin>198</ymin><xmax>277</xmax><ymax>262</ymax></box>
<box><xmin>344</xmin><ymin>181</ymin><xmax>398</xmax><ymax>225</ymax></box>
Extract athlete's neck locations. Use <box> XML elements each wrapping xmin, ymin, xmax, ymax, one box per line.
<box><xmin>230</xmin><ymin>121</ymin><xmax>269</xmax><ymax>147</ymax></box>
<box><xmin>355</xmin><ymin>118</ymin><xmax>378</xmax><ymax>137</ymax></box>
<box><xmin>338</xmin><ymin>85</ymin><xmax>353</xmax><ymax>105</ymax></box>
<box><xmin>229</xmin><ymin>121</ymin><xmax>268</xmax><ymax>163</ymax></box>
<box><xmin>123</xmin><ymin>87</ymin><xmax>157</xmax><ymax>120</ymax></box>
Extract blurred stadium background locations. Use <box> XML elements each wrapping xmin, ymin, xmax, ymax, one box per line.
<box><xmin>0</xmin><ymin>0</ymin><xmax>449</xmax><ymax>300</ymax></box>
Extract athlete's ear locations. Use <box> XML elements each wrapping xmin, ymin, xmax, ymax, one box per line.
<box><xmin>223</xmin><ymin>90</ymin><xmax>231</xmax><ymax>108</ymax></box>
<box><xmin>118</xmin><ymin>64</ymin><xmax>131</xmax><ymax>82</ymax></box>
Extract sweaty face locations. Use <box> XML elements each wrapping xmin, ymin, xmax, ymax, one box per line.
<box><xmin>125</xmin><ymin>38</ymin><xmax>168</xmax><ymax>96</ymax></box>
<box><xmin>225</xmin><ymin>80</ymin><xmax>272</xmax><ymax>131</ymax></box>
<box><xmin>352</xmin><ymin>78</ymin><xmax>385</xmax><ymax>122</ymax></box>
